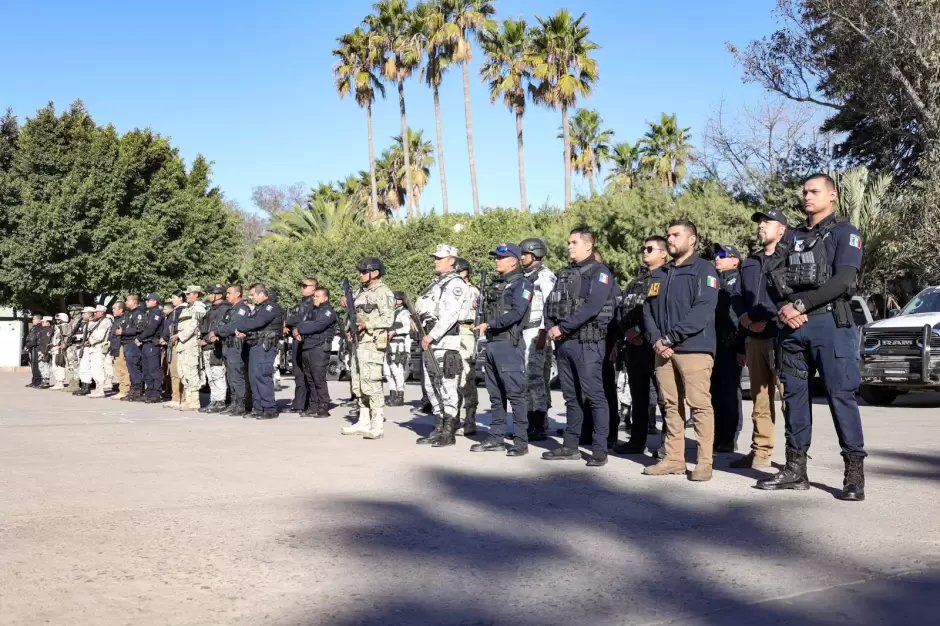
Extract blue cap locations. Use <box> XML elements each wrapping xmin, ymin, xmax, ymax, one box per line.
<box><xmin>489</xmin><ymin>243</ymin><xmax>522</xmax><ymax>260</ymax></box>
<box><xmin>145</xmin><ymin>292</ymin><xmax>160</xmax><ymax>302</ymax></box>
<box><xmin>713</xmin><ymin>243</ymin><xmax>742</xmax><ymax>260</ymax></box>
<box><xmin>751</xmin><ymin>208</ymin><xmax>788</xmax><ymax>227</ymax></box>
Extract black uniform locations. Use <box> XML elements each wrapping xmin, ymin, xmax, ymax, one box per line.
<box><xmin>121</xmin><ymin>306</ymin><xmax>146</xmax><ymax>393</ymax></box>
<box><xmin>478</xmin><ymin>269</ymin><xmax>532</xmax><ymax>452</ymax></box>
<box><xmin>24</xmin><ymin>324</ymin><xmax>42</xmax><ymax>386</ymax></box>
<box><xmin>285</xmin><ymin>296</ymin><xmax>315</xmax><ymax>411</ymax></box>
<box><xmin>236</xmin><ymin>298</ymin><xmax>284</xmax><ymax>417</ymax></box>
<box><xmin>202</xmin><ymin>299</ymin><xmax>232</xmax><ymax>404</ymax></box>
<box><xmin>583</xmin><ymin>280</ymin><xmax>623</xmax><ymax>447</ymax></box>
<box><xmin>214</xmin><ymin>299</ymin><xmax>253</xmax><ymax>414</ymax></box>
<box><xmin>139</xmin><ymin>305</ymin><xmax>165</xmax><ymax>399</ymax></box>
<box><xmin>109</xmin><ymin>314</ymin><xmax>124</xmax><ymax>359</ymax></box>
<box><xmin>712</xmin><ymin>268</ymin><xmax>743</xmax><ymax>450</ymax></box>
<box><xmin>296</xmin><ymin>302</ymin><xmax>337</xmax><ymax>415</ymax></box>
<box><xmin>545</xmin><ymin>257</ymin><xmax>616</xmax><ymax>459</ymax></box>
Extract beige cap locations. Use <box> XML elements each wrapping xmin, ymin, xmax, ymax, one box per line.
<box><xmin>82</xmin><ymin>306</ymin><xmax>95</xmax><ymax>313</ymax></box>
<box><xmin>430</xmin><ymin>244</ymin><xmax>458</xmax><ymax>259</ymax></box>
<box><xmin>56</xmin><ymin>313</ymin><xmax>69</xmax><ymax>322</ymax></box>
<box><xmin>95</xmin><ymin>305</ymin><xmax>107</xmax><ymax>312</ymax></box>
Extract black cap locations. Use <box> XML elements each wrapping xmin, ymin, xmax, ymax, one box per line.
<box><xmin>207</xmin><ymin>283</ymin><xmax>226</xmax><ymax>294</ymax></box>
<box><xmin>713</xmin><ymin>243</ymin><xmax>742</xmax><ymax>260</ymax></box>
<box><xmin>751</xmin><ymin>208</ymin><xmax>788</xmax><ymax>227</ymax></box>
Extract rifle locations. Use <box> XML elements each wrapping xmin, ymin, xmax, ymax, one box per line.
<box><xmin>341</xmin><ymin>278</ymin><xmax>360</xmax><ymax>378</ymax></box>
<box><xmin>473</xmin><ymin>269</ymin><xmax>488</xmax><ymax>340</ymax></box>
<box><xmin>402</xmin><ymin>293</ymin><xmax>446</xmax><ymax>412</ymax></box>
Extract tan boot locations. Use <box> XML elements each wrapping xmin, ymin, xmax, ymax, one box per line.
<box><xmin>642</xmin><ymin>460</ymin><xmax>688</xmax><ymax>476</ymax></box>
<box><xmin>342</xmin><ymin>408</ymin><xmax>370</xmax><ymax>436</ymax></box>
<box><xmin>111</xmin><ymin>391</ymin><xmax>127</xmax><ymax>400</ymax></box>
<box><xmin>180</xmin><ymin>390</ymin><xmax>201</xmax><ymax>411</ymax></box>
<box><xmin>362</xmin><ymin>411</ymin><xmax>384</xmax><ymax>440</ymax></box>
<box><xmin>729</xmin><ymin>452</ymin><xmax>772</xmax><ymax>469</ymax></box>
<box><xmin>690</xmin><ymin>463</ymin><xmax>713</xmax><ymax>481</ymax></box>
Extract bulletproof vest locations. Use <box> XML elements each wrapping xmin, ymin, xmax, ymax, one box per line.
<box><xmin>484</xmin><ymin>272</ymin><xmax>525</xmax><ymax>341</ymax></box>
<box><xmin>415</xmin><ymin>274</ymin><xmax>460</xmax><ymax>336</ymax></box>
<box><xmin>546</xmin><ymin>262</ymin><xmax>614</xmax><ymax>341</ymax></box>
<box><xmin>523</xmin><ymin>264</ymin><xmax>551</xmax><ymax>327</ymax></box>
<box><xmin>775</xmin><ymin>216</ymin><xmax>847</xmax><ymax>296</ymax></box>
<box><xmin>621</xmin><ymin>269</ymin><xmax>651</xmax><ymax>318</ymax></box>
<box><xmin>286</xmin><ymin>296</ymin><xmax>313</xmax><ymax>328</ymax></box>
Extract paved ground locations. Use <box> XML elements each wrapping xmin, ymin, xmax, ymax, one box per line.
<box><xmin>1</xmin><ymin>374</ymin><xmax>939</xmax><ymax>626</ymax></box>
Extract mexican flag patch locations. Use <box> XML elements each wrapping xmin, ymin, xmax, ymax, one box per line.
<box><xmin>599</xmin><ymin>272</ymin><xmax>610</xmax><ymax>284</ymax></box>
<box><xmin>706</xmin><ymin>276</ymin><xmax>718</xmax><ymax>289</ymax></box>
<box><xmin>849</xmin><ymin>234</ymin><xmax>862</xmax><ymax>249</ymax></box>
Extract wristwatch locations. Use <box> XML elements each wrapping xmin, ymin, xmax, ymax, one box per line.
<box><xmin>793</xmin><ymin>299</ymin><xmax>807</xmax><ymax>314</ymax></box>
<box><xmin>661</xmin><ymin>335</ymin><xmax>674</xmax><ymax>348</ymax></box>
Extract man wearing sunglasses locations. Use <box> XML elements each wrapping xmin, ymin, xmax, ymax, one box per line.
<box><xmin>284</xmin><ymin>278</ymin><xmax>319</xmax><ymax>414</ymax></box>
<box><xmin>711</xmin><ymin>243</ymin><xmax>744</xmax><ymax>454</ymax></box>
<box><xmin>613</xmin><ymin>236</ymin><xmax>669</xmax><ymax>455</ymax></box>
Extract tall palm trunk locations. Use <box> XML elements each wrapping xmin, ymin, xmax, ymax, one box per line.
<box><xmin>462</xmin><ymin>59</ymin><xmax>480</xmax><ymax>216</ymax></box>
<box><xmin>587</xmin><ymin>151</ymin><xmax>596</xmax><ymax>196</ymax></box>
<box><xmin>515</xmin><ymin>108</ymin><xmax>527</xmax><ymax>212</ymax></box>
<box><xmin>366</xmin><ymin>101</ymin><xmax>379</xmax><ymax>220</ymax></box>
<box><xmin>432</xmin><ymin>84</ymin><xmax>450</xmax><ymax>215</ymax></box>
<box><xmin>562</xmin><ymin>104</ymin><xmax>571</xmax><ymax>209</ymax></box>
<box><xmin>397</xmin><ymin>78</ymin><xmax>414</xmax><ymax>219</ymax></box>
<box><xmin>587</xmin><ymin>171</ymin><xmax>595</xmax><ymax>196</ymax></box>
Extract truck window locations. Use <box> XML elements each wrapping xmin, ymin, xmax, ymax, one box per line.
<box><xmin>900</xmin><ymin>289</ymin><xmax>940</xmax><ymax>315</ymax></box>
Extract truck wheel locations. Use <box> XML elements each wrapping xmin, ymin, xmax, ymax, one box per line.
<box><xmin>859</xmin><ymin>385</ymin><xmax>898</xmax><ymax>406</ymax></box>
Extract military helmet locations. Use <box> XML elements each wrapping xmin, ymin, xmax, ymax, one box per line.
<box><xmin>454</xmin><ymin>257</ymin><xmax>471</xmax><ymax>274</ymax></box>
<box><xmin>393</xmin><ymin>291</ymin><xmax>405</xmax><ymax>300</ymax></box>
<box><xmin>357</xmin><ymin>257</ymin><xmax>385</xmax><ymax>276</ymax></box>
<box><xmin>519</xmin><ymin>238</ymin><xmax>548</xmax><ymax>259</ymax></box>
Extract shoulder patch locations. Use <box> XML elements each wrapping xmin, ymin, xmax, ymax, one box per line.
<box><xmin>325</xmin><ymin>310</ymin><xmax>332</xmax><ymax>317</ymax></box>
<box><xmin>522</xmin><ymin>288</ymin><xmax>532</xmax><ymax>301</ymax></box>
<box><xmin>706</xmin><ymin>276</ymin><xmax>718</xmax><ymax>289</ymax></box>
<box><xmin>154</xmin><ymin>314</ymin><xmax>159</xmax><ymax>320</ymax></box>
<box><xmin>265</xmin><ymin>304</ymin><xmax>273</xmax><ymax>312</ymax></box>
<box><xmin>849</xmin><ymin>234</ymin><xmax>862</xmax><ymax>249</ymax></box>
<box><xmin>648</xmin><ymin>282</ymin><xmax>660</xmax><ymax>297</ymax></box>
<box><xmin>599</xmin><ymin>272</ymin><xmax>610</xmax><ymax>284</ymax></box>
<box><xmin>238</xmin><ymin>309</ymin><xmax>246</xmax><ymax>316</ymax></box>
<box><xmin>453</xmin><ymin>286</ymin><xmax>463</xmax><ymax>297</ymax></box>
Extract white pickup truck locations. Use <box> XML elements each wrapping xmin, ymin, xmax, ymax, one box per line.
<box><xmin>859</xmin><ymin>287</ymin><xmax>940</xmax><ymax>405</ymax></box>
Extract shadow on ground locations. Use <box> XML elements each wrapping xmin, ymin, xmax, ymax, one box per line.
<box><xmin>280</xmin><ymin>466</ymin><xmax>939</xmax><ymax>626</ymax></box>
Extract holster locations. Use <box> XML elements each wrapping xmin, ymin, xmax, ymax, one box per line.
<box><xmin>833</xmin><ymin>299</ymin><xmax>853</xmax><ymax>328</ymax></box>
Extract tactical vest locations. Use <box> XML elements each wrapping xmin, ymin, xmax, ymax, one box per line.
<box><xmin>546</xmin><ymin>262</ymin><xmax>615</xmax><ymax>342</ymax></box>
<box><xmin>219</xmin><ymin>303</ymin><xmax>246</xmax><ymax>348</ymax></box>
<box><xmin>485</xmin><ymin>272</ymin><xmax>525</xmax><ymax>342</ymax></box>
<box><xmin>523</xmin><ymin>264</ymin><xmax>551</xmax><ymax>329</ymax></box>
<box><xmin>771</xmin><ymin>216</ymin><xmax>856</xmax><ymax>299</ymax></box>
<box><xmin>415</xmin><ymin>274</ymin><xmax>461</xmax><ymax>337</ymax></box>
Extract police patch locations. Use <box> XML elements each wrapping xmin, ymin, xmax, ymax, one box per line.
<box><xmin>706</xmin><ymin>276</ymin><xmax>718</xmax><ymax>289</ymax></box>
<box><xmin>522</xmin><ymin>289</ymin><xmax>532</xmax><ymax>301</ymax></box>
<box><xmin>265</xmin><ymin>305</ymin><xmax>273</xmax><ymax>312</ymax></box>
<box><xmin>154</xmin><ymin>315</ymin><xmax>159</xmax><ymax>320</ymax></box>
<box><xmin>793</xmin><ymin>239</ymin><xmax>805</xmax><ymax>252</ymax></box>
<box><xmin>599</xmin><ymin>272</ymin><xmax>610</xmax><ymax>284</ymax></box>
<box><xmin>453</xmin><ymin>286</ymin><xmax>463</xmax><ymax>296</ymax></box>
<box><xmin>648</xmin><ymin>283</ymin><xmax>660</xmax><ymax>297</ymax></box>
<box><xmin>325</xmin><ymin>310</ymin><xmax>332</xmax><ymax>317</ymax></box>
<box><xmin>849</xmin><ymin>234</ymin><xmax>862</xmax><ymax>249</ymax></box>
<box><xmin>238</xmin><ymin>309</ymin><xmax>246</xmax><ymax>316</ymax></box>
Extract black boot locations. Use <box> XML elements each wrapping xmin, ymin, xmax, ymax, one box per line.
<box><xmin>756</xmin><ymin>447</ymin><xmax>810</xmax><ymax>491</ymax></box>
<box><xmin>461</xmin><ymin>409</ymin><xmax>477</xmax><ymax>436</ymax></box>
<box><xmin>528</xmin><ymin>410</ymin><xmax>547</xmax><ymax>442</ymax></box>
<box><xmin>647</xmin><ymin>406</ymin><xmax>659</xmax><ymax>434</ymax></box>
<box><xmin>840</xmin><ymin>455</ymin><xmax>866</xmax><ymax>501</ymax></box>
<box><xmin>73</xmin><ymin>383</ymin><xmax>91</xmax><ymax>396</ymax></box>
<box><xmin>432</xmin><ymin>415</ymin><xmax>459</xmax><ymax>447</ymax></box>
<box><xmin>417</xmin><ymin>415</ymin><xmax>444</xmax><ymax>445</ymax></box>
<box><xmin>219</xmin><ymin>402</ymin><xmax>235</xmax><ymax>415</ymax></box>
<box><xmin>419</xmin><ymin>401</ymin><xmax>434</xmax><ymax>414</ymax></box>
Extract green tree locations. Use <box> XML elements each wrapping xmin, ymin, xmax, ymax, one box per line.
<box><xmin>334</xmin><ymin>26</ymin><xmax>386</xmax><ymax>219</ymax></box>
<box><xmin>267</xmin><ymin>199</ymin><xmax>367</xmax><ymax>240</ymax></box>
<box><xmin>479</xmin><ymin>17</ymin><xmax>532</xmax><ymax>212</ymax></box>
<box><xmin>605</xmin><ymin>141</ymin><xmax>641</xmax><ymax>192</ymax></box>
<box><xmin>563</xmin><ymin>108</ymin><xmax>613</xmax><ymax>197</ymax></box>
<box><xmin>529</xmin><ymin>9</ymin><xmax>599</xmax><ymax>210</ymax></box>
<box><xmin>366</xmin><ymin>0</ymin><xmax>422</xmax><ymax>219</ymax></box>
<box><xmin>832</xmin><ymin>166</ymin><xmax>896</xmax><ymax>290</ymax></box>
<box><xmin>638</xmin><ymin>113</ymin><xmax>693</xmax><ymax>189</ymax></box>
<box><xmin>385</xmin><ymin>128</ymin><xmax>436</xmax><ymax>212</ymax></box>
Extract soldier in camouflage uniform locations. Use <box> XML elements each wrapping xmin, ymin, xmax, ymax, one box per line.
<box><xmin>383</xmin><ymin>292</ymin><xmax>410</xmax><ymax>406</ymax></box>
<box><xmin>341</xmin><ymin>258</ymin><xmax>395</xmax><ymax>439</ymax></box>
<box><xmin>175</xmin><ymin>286</ymin><xmax>208</xmax><ymax>411</ymax></box>
<box><xmin>519</xmin><ymin>238</ymin><xmax>556</xmax><ymax>441</ymax></box>
<box><xmin>453</xmin><ymin>258</ymin><xmax>480</xmax><ymax>436</ymax></box>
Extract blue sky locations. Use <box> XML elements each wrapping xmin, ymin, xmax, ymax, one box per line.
<box><xmin>2</xmin><ymin>0</ymin><xmax>779</xmax><ymax>215</ymax></box>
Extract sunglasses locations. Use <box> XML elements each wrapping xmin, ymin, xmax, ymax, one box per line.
<box><xmin>642</xmin><ymin>246</ymin><xmax>663</xmax><ymax>253</ymax></box>
<box><xmin>358</xmin><ymin>270</ymin><xmax>370</xmax><ymax>275</ymax></box>
<box><xmin>301</xmin><ymin>283</ymin><xmax>316</xmax><ymax>288</ymax></box>
<box><xmin>714</xmin><ymin>250</ymin><xmax>728</xmax><ymax>259</ymax></box>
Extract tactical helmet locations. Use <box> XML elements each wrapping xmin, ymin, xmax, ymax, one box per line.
<box><xmin>357</xmin><ymin>257</ymin><xmax>385</xmax><ymax>276</ymax></box>
<box><xmin>454</xmin><ymin>257</ymin><xmax>472</xmax><ymax>274</ymax></box>
<box><xmin>393</xmin><ymin>291</ymin><xmax>405</xmax><ymax>300</ymax></box>
<box><xmin>519</xmin><ymin>238</ymin><xmax>548</xmax><ymax>259</ymax></box>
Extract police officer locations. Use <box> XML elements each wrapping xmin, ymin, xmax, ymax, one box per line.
<box><xmin>757</xmin><ymin>173</ymin><xmax>867</xmax><ymax>501</ymax></box>
<box><xmin>35</xmin><ymin>317</ymin><xmax>55</xmax><ymax>388</ymax></box>
<box><xmin>614</xmin><ymin>238</ymin><xmax>669</xmax><ymax>455</ymax></box>
<box><xmin>384</xmin><ymin>291</ymin><xmax>410</xmax><ymax>407</ymax></box>
<box><xmin>236</xmin><ymin>283</ymin><xmax>285</xmax><ymax>419</ymax></box>
<box><xmin>160</xmin><ymin>292</ymin><xmax>186</xmax><ymax>408</ymax></box>
<box><xmin>175</xmin><ymin>287</ymin><xmax>207</xmax><ymax>411</ymax></box>
<box><xmin>544</xmin><ymin>227</ymin><xmax>615</xmax><ymax>466</ymax></box>
<box><xmin>295</xmin><ymin>287</ymin><xmax>337</xmax><ymax>417</ymax></box>
<box><xmin>453</xmin><ymin>258</ymin><xmax>480</xmax><ymax>436</ymax></box>
<box><xmin>211</xmin><ymin>285</ymin><xmax>253</xmax><ymax>416</ymax></box>
<box><xmin>116</xmin><ymin>294</ymin><xmax>146</xmax><ymax>401</ymax></box>
<box><xmin>24</xmin><ymin>314</ymin><xmax>43</xmax><ymax>388</ymax></box>
<box><xmin>137</xmin><ymin>293</ymin><xmax>165</xmax><ymax>403</ymax></box>
<box><xmin>285</xmin><ymin>278</ymin><xmax>318</xmax><ymax>413</ymax></box>
<box><xmin>731</xmin><ymin>209</ymin><xmax>788</xmax><ymax>469</ymax></box>
<box><xmin>642</xmin><ymin>220</ymin><xmax>719</xmax><ymax>481</ymax></box>
<box><xmin>341</xmin><ymin>259</ymin><xmax>394</xmax><ymax>438</ymax></box>
<box><xmin>199</xmin><ymin>284</ymin><xmax>231</xmax><ymax>413</ymax></box>
<box><xmin>471</xmin><ymin>243</ymin><xmax>533</xmax><ymax>455</ymax></box>
<box><xmin>711</xmin><ymin>243</ymin><xmax>744</xmax><ymax>453</ymax></box>
<box><xmin>518</xmin><ymin>238</ymin><xmax>556</xmax><ymax>442</ymax></box>
<box><xmin>412</xmin><ymin>245</ymin><xmax>472</xmax><ymax>447</ymax></box>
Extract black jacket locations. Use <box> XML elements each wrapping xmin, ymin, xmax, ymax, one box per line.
<box><xmin>297</xmin><ymin>303</ymin><xmax>338</xmax><ymax>350</ymax></box>
<box><xmin>735</xmin><ymin>251</ymin><xmax>781</xmax><ymax>341</ymax></box>
<box><xmin>715</xmin><ymin>268</ymin><xmax>742</xmax><ymax>352</ymax></box>
<box><xmin>643</xmin><ymin>256</ymin><xmax>720</xmax><ymax>355</ymax></box>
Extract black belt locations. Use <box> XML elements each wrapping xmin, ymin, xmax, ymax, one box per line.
<box><xmin>807</xmin><ymin>303</ymin><xmax>834</xmax><ymax>316</ymax></box>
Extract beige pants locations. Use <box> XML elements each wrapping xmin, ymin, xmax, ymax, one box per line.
<box><xmin>745</xmin><ymin>337</ymin><xmax>784</xmax><ymax>458</ymax></box>
<box><xmin>114</xmin><ymin>346</ymin><xmax>131</xmax><ymax>394</ymax></box>
<box><xmin>656</xmin><ymin>352</ymin><xmax>715</xmax><ymax>466</ymax></box>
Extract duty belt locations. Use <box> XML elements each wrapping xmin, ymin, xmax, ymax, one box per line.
<box><xmin>459</xmin><ymin>322</ymin><xmax>474</xmax><ymax>329</ymax></box>
<box><xmin>807</xmin><ymin>303</ymin><xmax>834</xmax><ymax>316</ymax></box>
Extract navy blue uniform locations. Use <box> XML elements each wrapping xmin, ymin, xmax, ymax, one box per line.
<box><xmin>712</xmin><ymin>268</ymin><xmax>744</xmax><ymax>449</ymax></box>
<box><xmin>297</xmin><ymin>303</ymin><xmax>337</xmax><ymax>413</ymax></box>
<box><xmin>109</xmin><ymin>314</ymin><xmax>124</xmax><ymax>358</ymax></box>
<box><xmin>121</xmin><ymin>306</ymin><xmax>146</xmax><ymax>389</ymax></box>
<box><xmin>286</xmin><ymin>296</ymin><xmax>315</xmax><ymax>411</ymax></box>
<box><xmin>736</xmin><ymin>253</ymin><xmax>781</xmax><ymax>341</ymax></box>
<box><xmin>139</xmin><ymin>305</ymin><xmax>165</xmax><ymax>398</ymax></box>
<box><xmin>215</xmin><ymin>300</ymin><xmax>252</xmax><ymax>407</ymax></box>
<box><xmin>619</xmin><ymin>268</ymin><xmax>662</xmax><ymax>450</ymax></box>
<box><xmin>776</xmin><ymin>214</ymin><xmax>865</xmax><ymax>457</ymax></box>
<box><xmin>546</xmin><ymin>258</ymin><xmax>616</xmax><ymax>454</ymax></box>
<box><xmin>642</xmin><ymin>258</ymin><xmax>720</xmax><ymax>355</ymax></box>
<box><xmin>236</xmin><ymin>299</ymin><xmax>284</xmax><ymax>414</ymax></box>
<box><xmin>483</xmin><ymin>270</ymin><xmax>533</xmax><ymax>448</ymax></box>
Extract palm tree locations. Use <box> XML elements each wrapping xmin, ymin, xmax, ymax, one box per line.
<box><xmin>414</xmin><ymin>2</ymin><xmax>457</xmax><ymax>215</ymax></box>
<box><xmin>605</xmin><ymin>141</ymin><xmax>641</xmax><ymax>192</ymax></box>
<box><xmin>638</xmin><ymin>113</ymin><xmax>693</xmax><ymax>189</ymax></box>
<box><xmin>333</xmin><ymin>27</ymin><xmax>385</xmax><ymax>219</ymax></box>
<box><xmin>366</xmin><ymin>0</ymin><xmax>423</xmax><ymax>218</ymax></box>
<box><xmin>267</xmin><ymin>199</ymin><xmax>367</xmax><ymax>240</ymax></box>
<box><xmin>562</xmin><ymin>108</ymin><xmax>613</xmax><ymax>196</ymax></box>
<box><xmin>443</xmin><ymin>0</ymin><xmax>496</xmax><ymax>216</ymax></box>
<box><xmin>480</xmin><ymin>17</ymin><xmax>532</xmax><ymax>212</ymax></box>
<box><xmin>529</xmin><ymin>9</ymin><xmax>599</xmax><ymax>210</ymax></box>
<box><xmin>833</xmin><ymin>166</ymin><xmax>894</xmax><ymax>287</ymax></box>
<box><xmin>388</xmin><ymin>128</ymin><xmax>436</xmax><ymax>212</ymax></box>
